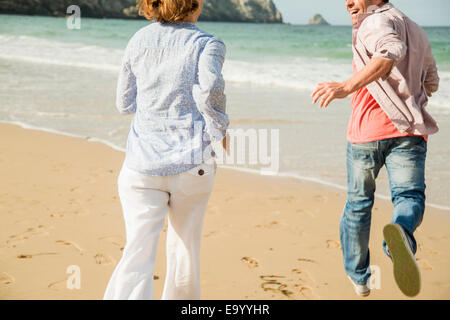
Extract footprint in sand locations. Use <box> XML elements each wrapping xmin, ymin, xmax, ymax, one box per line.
<box><xmin>290</xmin><ymin>269</ymin><xmax>320</xmax><ymax>299</ymax></box>
<box><xmin>224</xmin><ymin>196</ymin><xmax>235</xmax><ymax>203</ymax></box>
<box><xmin>17</xmin><ymin>254</ymin><xmax>33</xmax><ymax>259</ymax></box>
<box><xmin>269</xmin><ymin>196</ymin><xmax>295</xmax><ymax>203</ymax></box>
<box><xmin>426</xmin><ymin>249</ymin><xmax>438</xmax><ymax>255</ymax></box>
<box><xmin>94</xmin><ymin>253</ymin><xmax>114</xmax><ymax>265</ymax></box>
<box><xmin>260</xmin><ymin>275</ymin><xmax>293</xmax><ymax>298</ymax></box>
<box><xmin>6</xmin><ymin>235</ymin><xmax>29</xmax><ymax>248</ymax></box>
<box><xmin>297</xmin><ymin>258</ymin><xmax>316</xmax><ymax>263</ymax></box>
<box><xmin>292</xmin><ymin>268</ymin><xmax>316</xmax><ymax>283</ymax></box>
<box><xmin>417</xmin><ymin>258</ymin><xmax>433</xmax><ymax>271</ymax></box>
<box><xmin>253</xmin><ymin>221</ymin><xmax>281</xmax><ymax>229</ymax></box>
<box><xmin>48</xmin><ymin>279</ymin><xmax>68</xmax><ymax>291</ymax></box>
<box><xmin>418</xmin><ymin>244</ymin><xmax>438</xmax><ymax>256</ymax></box>
<box><xmin>296</xmin><ymin>209</ymin><xmax>316</xmax><ymax>218</ymax></box>
<box><xmin>291</xmin><ymin>268</ymin><xmax>304</xmax><ymax>275</ymax></box>
<box><xmin>98</xmin><ymin>235</ymin><xmax>125</xmax><ymax>248</ymax></box>
<box><xmin>0</xmin><ymin>272</ymin><xmax>15</xmax><ymax>286</ymax></box>
<box><xmin>6</xmin><ymin>225</ymin><xmax>52</xmax><ymax>247</ymax></box>
<box><xmin>326</xmin><ymin>240</ymin><xmax>341</xmax><ymax>250</ymax></box>
<box><xmin>49</xmin><ymin>213</ymin><xmax>65</xmax><ymax>218</ymax></box>
<box><xmin>56</xmin><ymin>240</ymin><xmax>83</xmax><ymax>253</ymax></box>
<box><xmin>207</xmin><ymin>205</ymin><xmax>220</xmax><ymax>215</ymax></box>
<box><xmin>52</xmin><ymin>162</ymin><xmax>70</xmax><ymax>173</ymax></box>
<box><xmin>294</xmin><ymin>284</ymin><xmax>317</xmax><ymax>298</ymax></box>
<box><xmin>204</xmin><ymin>230</ymin><xmax>219</xmax><ymax>238</ymax></box>
<box><xmin>241</xmin><ymin>257</ymin><xmax>259</xmax><ymax>269</ymax></box>
<box><xmin>13</xmin><ymin>218</ymin><xmax>39</xmax><ymax>226</ymax></box>
<box><xmin>17</xmin><ymin>252</ymin><xmax>58</xmax><ymax>259</ymax></box>
<box><xmin>314</xmin><ymin>195</ymin><xmax>328</xmax><ymax>203</ymax></box>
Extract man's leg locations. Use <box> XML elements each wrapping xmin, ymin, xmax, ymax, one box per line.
<box><xmin>341</xmin><ymin>141</ymin><xmax>383</xmax><ymax>285</ymax></box>
<box><xmin>384</xmin><ymin>136</ymin><xmax>427</xmax><ymax>255</ymax></box>
<box><xmin>382</xmin><ymin>136</ymin><xmax>426</xmax><ymax>297</ymax></box>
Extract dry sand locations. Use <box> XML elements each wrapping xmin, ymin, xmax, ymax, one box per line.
<box><xmin>1</xmin><ymin>123</ymin><xmax>449</xmax><ymax>300</ymax></box>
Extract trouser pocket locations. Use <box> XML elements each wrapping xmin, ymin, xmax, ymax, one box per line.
<box><xmin>178</xmin><ymin>163</ymin><xmax>216</xmax><ymax>196</ymax></box>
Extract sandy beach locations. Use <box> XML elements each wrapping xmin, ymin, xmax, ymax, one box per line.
<box><xmin>0</xmin><ymin>122</ymin><xmax>449</xmax><ymax>300</ymax></box>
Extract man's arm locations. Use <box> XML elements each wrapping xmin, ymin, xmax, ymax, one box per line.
<box><xmin>312</xmin><ymin>13</ymin><xmax>405</xmax><ymax>108</ymax></box>
<box><xmin>311</xmin><ymin>57</ymin><xmax>394</xmax><ymax>108</ymax></box>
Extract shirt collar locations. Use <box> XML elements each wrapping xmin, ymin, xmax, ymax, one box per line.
<box><xmin>354</xmin><ymin>3</ymin><xmax>394</xmax><ymax>29</ymax></box>
<box><xmin>376</xmin><ymin>2</ymin><xmax>394</xmax><ymax>13</ymax></box>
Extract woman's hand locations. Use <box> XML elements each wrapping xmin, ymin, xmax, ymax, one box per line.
<box><xmin>222</xmin><ymin>134</ymin><xmax>230</xmax><ymax>156</ymax></box>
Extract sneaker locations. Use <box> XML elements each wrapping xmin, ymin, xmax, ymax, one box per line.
<box><xmin>347</xmin><ymin>276</ymin><xmax>371</xmax><ymax>297</ymax></box>
<box><xmin>383</xmin><ymin>223</ymin><xmax>421</xmax><ymax>297</ymax></box>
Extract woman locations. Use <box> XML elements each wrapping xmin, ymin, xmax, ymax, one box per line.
<box><xmin>104</xmin><ymin>0</ymin><xmax>229</xmax><ymax>300</ymax></box>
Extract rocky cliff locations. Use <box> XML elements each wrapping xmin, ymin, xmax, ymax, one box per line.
<box><xmin>202</xmin><ymin>0</ymin><xmax>282</xmax><ymax>23</ymax></box>
<box><xmin>0</xmin><ymin>0</ymin><xmax>283</xmax><ymax>23</ymax></box>
<box><xmin>308</xmin><ymin>14</ymin><xmax>329</xmax><ymax>25</ymax></box>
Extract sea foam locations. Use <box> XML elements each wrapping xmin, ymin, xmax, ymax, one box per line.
<box><xmin>2</xmin><ymin>34</ymin><xmax>449</xmax><ymax>110</ymax></box>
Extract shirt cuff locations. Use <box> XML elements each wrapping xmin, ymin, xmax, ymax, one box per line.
<box><xmin>206</xmin><ymin>126</ymin><xmax>227</xmax><ymax>143</ymax></box>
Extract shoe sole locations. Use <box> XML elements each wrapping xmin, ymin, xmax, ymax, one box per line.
<box><xmin>383</xmin><ymin>223</ymin><xmax>421</xmax><ymax>297</ymax></box>
<box><xmin>357</xmin><ymin>291</ymin><xmax>370</xmax><ymax>297</ymax></box>
<box><xmin>347</xmin><ymin>276</ymin><xmax>370</xmax><ymax>297</ymax></box>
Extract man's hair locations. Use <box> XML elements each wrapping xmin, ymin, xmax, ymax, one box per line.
<box><xmin>383</xmin><ymin>0</ymin><xmax>389</xmax><ymax>2</ymax></box>
<box><xmin>137</xmin><ymin>0</ymin><xmax>199</xmax><ymax>23</ymax></box>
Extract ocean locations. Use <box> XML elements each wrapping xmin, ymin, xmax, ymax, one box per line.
<box><xmin>1</xmin><ymin>14</ymin><xmax>449</xmax><ymax>209</ymax></box>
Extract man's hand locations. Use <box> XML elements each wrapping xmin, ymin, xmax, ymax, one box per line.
<box><xmin>311</xmin><ymin>82</ymin><xmax>352</xmax><ymax>108</ymax></box>
<box><xmin>311</xmin><ymin>58</ymin><xmax>394</xmax><ymax>108</ymax></box>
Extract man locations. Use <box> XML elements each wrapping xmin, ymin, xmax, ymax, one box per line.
<box><xmin>312</xmin><ymin>0</ymin><xmax>439</xmax><ymax>297</ymax></box>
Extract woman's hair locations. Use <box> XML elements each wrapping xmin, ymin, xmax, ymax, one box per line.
<box><xmin>137</xmin><ymin>0</ymin><xmax>200</xmax><ymax>23</ymax></box>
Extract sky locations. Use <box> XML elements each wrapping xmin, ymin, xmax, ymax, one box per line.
<box><xmin>272</xmin><ymin>0</ymin><xmax>450</xmax><ymax>26</ymax></box>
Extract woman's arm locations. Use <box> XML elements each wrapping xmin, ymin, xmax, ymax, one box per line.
<box><xmin>116</xmin><ymin>47</ymin><xmax>137</xmax><ymax>115</ymax></box>
<box><xmin>194</xmin><ymin>38</ymin><xmax>229</xmax><ymax>144</ymax></box>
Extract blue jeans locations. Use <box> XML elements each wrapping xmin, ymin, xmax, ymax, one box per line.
<box><xmin>341</xmin><ymin>136</ymin><xmax>427</xmax><ymax>285</ymax></box>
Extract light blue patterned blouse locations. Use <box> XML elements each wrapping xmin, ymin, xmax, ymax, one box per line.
<box><xmin>117</xmin><ymin>22</ymin><xmax>229</xmax><ymax>176</ymax></box>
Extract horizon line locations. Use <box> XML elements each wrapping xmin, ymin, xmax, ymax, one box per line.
<box><xmin>1</xmin><ymin>13</ymin><xmax>449</xmax><ymax>28</ymax></box>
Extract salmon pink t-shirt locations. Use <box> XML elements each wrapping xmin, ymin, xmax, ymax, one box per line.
<box><xmin>347</xmin><ymin>63</ymin><xmax>427</xmax><ymax>143</ymax></box>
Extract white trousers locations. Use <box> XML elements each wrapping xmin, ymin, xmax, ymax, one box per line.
<box><xmin>103</xmin><ymin>162</ymin><xmax>216</xmax><ymax>300</ymax></box>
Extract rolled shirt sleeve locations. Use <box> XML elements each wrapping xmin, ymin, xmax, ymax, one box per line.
<box><xmin>359</xmin><ymin>14</ymin><xmax>407</xmax><ymax>67</ymax></box>
<box><xmin>194</xmin><ymin>38</ymin><xmax>229</xmax><ymax>143</ymax></box>
<box><xmin>116</xmin><ymin>43</ymin><xmax>137</xmax><ymax>115</ymax></box>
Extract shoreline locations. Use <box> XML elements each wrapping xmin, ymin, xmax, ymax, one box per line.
<box><xmin>1</xmin><ymin>122</ymin><xmax>450</xmax><ymax>300</ymax></box>
<box><xmin>3</xmin><ymin>120</ymin><xmax>450</xmax><ymax>212</ymax></box>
